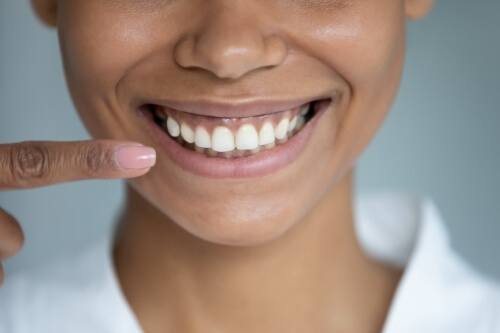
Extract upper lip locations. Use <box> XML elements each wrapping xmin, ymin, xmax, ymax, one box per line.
<box><xmin>138</xmin><ymin>93</ymin><xmax>335</xmax><ymax>118</ymax></box>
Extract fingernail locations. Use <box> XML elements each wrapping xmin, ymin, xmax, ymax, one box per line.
<box><xmin>114</xmin><ymin>145</ymin><xmax>156</xmax><ymax>170</ymax></box>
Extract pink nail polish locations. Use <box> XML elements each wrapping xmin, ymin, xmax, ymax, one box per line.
<box><xmin>114</xmin><ymin>145</ymin><xmax>156</xmax><ymax>170</ymax></box>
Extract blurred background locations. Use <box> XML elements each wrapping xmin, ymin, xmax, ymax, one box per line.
<box><xmin>1</xmin><ymin>1</ymin><xmax>499</xmax><ymax>278</ymax></box>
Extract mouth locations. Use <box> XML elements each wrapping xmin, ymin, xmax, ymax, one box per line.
<box><xmin>138</xmin><ymin>96</ymin><xmax>334</xmax><ymax>178</ymax></box>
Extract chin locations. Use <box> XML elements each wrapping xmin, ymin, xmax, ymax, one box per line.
<box><xmin>130</xmin><ymin>177</ymin><xmax>301</xmax><ymax>247</ymax></box>
<box><xmin>170</xmin><ymin>196</ymin><xmax>299</xmax><ymax>247</ymax></box>
<box><xmin>123</xmin><ymin>97</ymin><xmax>341</xmax><ymax>247</ymax></box>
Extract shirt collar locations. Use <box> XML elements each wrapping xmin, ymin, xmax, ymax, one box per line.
<box><xmin>355</xmin><ymin>192</ymin><xmax>494</xmax><ymax>333</ymax></box>
<box><xmin>103</xmin><ymin>192</ymin><xmax>493</xmax><ymax>332</ymax></box>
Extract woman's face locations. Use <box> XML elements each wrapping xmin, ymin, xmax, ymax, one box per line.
<box><xmin>35</xmin><ymin>0</ymin><xmax>431</xmax><ymax>246</ymax></box>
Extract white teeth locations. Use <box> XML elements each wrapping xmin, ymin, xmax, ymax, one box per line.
<box><xmin>259</xmin><ymin>122</ymin><xmax>275</xmax><ymax>146</ymax></box>
<box><xmin>166</xmin><ymin>117</ymin><xmax>180</xmax><ymax>137</ymax></box>
<box><xmin>195</xmin><ymin>126</ymin><xmax>211</xmax><ymax>148</ymax></box>
<box><xmin>212</xmin><ymin>126</ymin><xmax>235</xmax><ymax>152</ymax></box>
<box><xmin>300</xmin><ymin>104</ymin><xmax>309</xmax><ymax>116</ymax></box>
<box><xmin>288</xmin><ymin>116</ymin><xmax>298</xmax><ymax>132</ymax></box>
<box><xmin>275</xmin><ymin>118</ymin><xmax>289</xmax><ymax>140</ymax></box>
<box><xmin>236</xmin><ymin>124</ymin><xmax>259</xmax><ymax>150</ymax></box>
<box><xmin>296</xmin><ymin>115</ymin><xmax>306</xmax><ymax>130</ymax></box>
<box><xmin>163</xmin><ymin>106</ymin><xmax>312</xmax><ymax>156</ymax></box>
<box><xmin>180</xmin><ymin>122</ymin><xmax>195</xmax><ymax>143</ymax></box>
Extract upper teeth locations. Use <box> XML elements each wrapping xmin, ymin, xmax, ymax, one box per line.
<box><xmin>258</xmin><ymin>122</ymin><xmax>275</xmax><ymax>146</ymax></box>
<box><xmin>194</xmin><ymin>126</ymin><xmax>211</xmax><ymax>149</ymax></box>
<box><xmin>288</xmin><ymin>115</ymin><xmax>298</xmax><ymax>132</ymax></box>
<box><xmin>236</xmin><ymin>124</ymin><xmax>259</xmax><ymax>150</ymax></box>
<box><xmin>166</xmin><ymin>117</ymin><xmax>180</xmax><ymax>137</ymax></box>
<box><xmin>275</xmin><ymin>118</ymin><xmax>290</xmax><ymax>140</ymax></box>
<box><xmin>160</xmin><ymin>103</ymin><xmax>313</xmax><ymax>154</ymax></box>
<box><xmin>180</xmin><ymin>122</ymin><xmax>195</xmax><ymax>143</ymax></box>
<box><xmin>212</xmin><ymin>126</ymin><xmax>235</xmax><ymax>152</ymax></box>
<box><xmin>300</xmin><ymin>104</ymin><xmax>309</xmax><ymax>116</ymax></box>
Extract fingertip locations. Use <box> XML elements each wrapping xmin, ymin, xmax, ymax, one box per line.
<box><xmin>121</xmin><ymin>165</ymin><xmax>155</xmax><ymax>179</ymax></box>
<box><xmin>114</xmin><ymin>145</ymin><xmax>156</xmax><ymax>171</ymax></box>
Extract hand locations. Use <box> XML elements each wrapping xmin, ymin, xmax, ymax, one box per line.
<box><xmin>0</xmin><ymin>140</ymin><xmax>156</xmax><ymax>286</ymax></box>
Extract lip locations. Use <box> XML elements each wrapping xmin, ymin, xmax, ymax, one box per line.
<box><xmin>135</xmin><ymin>93</ymin><xmax>334</xmax><ymax>118</ymax></box>
<box><xmin>137</xmin><ymin>99</ymin><xmax>332</xmax><ymax>178</ymax></box>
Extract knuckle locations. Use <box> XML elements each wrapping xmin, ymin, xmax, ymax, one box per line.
<box><xmin>80</xmin><ymin>143</ymin><xmax>115</xmax><ymax>176</ymax></box>
<box><xmin>9</xmin><ymin>142</ymin><xmax>50</xmax><ymax>183</ymax></box>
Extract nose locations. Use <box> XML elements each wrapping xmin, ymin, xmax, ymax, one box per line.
<box><xmin>174</xmin><ymin>4</ymin><xmax>288</xmax><ymax>80</ymax></box>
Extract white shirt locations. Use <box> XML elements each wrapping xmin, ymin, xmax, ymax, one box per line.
<box><xmin>1</xmin><ymin>192</ymin><xmax>499</xmax><ymax>332</ymax></box>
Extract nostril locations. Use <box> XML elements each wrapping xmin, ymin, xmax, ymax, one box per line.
<box><xmin>174</xmin><ymin>28</ymin><xmax>288</xmax><ymax>80</ymax></box>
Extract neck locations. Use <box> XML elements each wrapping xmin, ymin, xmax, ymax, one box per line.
<box><xmin>113</xmin><ymin>170</ymin><xmax>402</xmax><ymax>333</ymax></box>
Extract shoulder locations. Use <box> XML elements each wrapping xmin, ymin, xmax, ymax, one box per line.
<box><xmin>0</xmin><ymin>239</ymin><xmax>141</xmax><ymax>333</ymax></box>
<box><xmin>360</xmin><ymin>191</ymin><xmax>500</xmax><ymax>332</ymax></box>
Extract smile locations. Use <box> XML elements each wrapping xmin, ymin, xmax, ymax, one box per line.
<box><xmin>148</xmin><ymin>100</ymin><xmax>322</xmax><ymax>158</ymax></box>
<box><xmin>138</xmin><ymin>96</ymin><xmax>334</xmax><ymax>178</ymax></box>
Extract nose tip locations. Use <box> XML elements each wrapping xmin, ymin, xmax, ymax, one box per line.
<box><xmin>174</xmin><ymin>28</ymin><xmax>288</xmax><ymax>80</ymax></box>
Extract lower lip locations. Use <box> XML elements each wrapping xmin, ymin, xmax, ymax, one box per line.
<box><xmin>138</xmin><ymin>104</ymin><xmax>329</xmax><ymax>178</ymax></box>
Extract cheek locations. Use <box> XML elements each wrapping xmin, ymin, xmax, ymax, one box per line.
<box><xmin>300</xmin><ymin>5</ymin><xmax>406</xmax><ymax>90</ymax></box>
<box><xmin>295</xmin><ymin>4</ymin><xmax>407</xmax><ymax>173</ymax></box>
<box><xmin>59</xmin><ymin>3</ymin><xmax>149</xmax><ymax>92</ymax></box>
<box><xmin>57</xmin><ymin>2</ymin><xmax>172</xmax><ymax>138</ymax></box>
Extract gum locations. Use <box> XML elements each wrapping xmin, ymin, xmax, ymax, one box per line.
<box><xmin>154</xmin><ymin>104</ymin><xmax>307</xmax><ymax>134</ymax></box>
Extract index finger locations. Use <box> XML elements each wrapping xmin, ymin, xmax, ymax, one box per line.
<box><xmin>0</xmin><ymin>140</ymin><xmax>156</xmax><ymax>190</ymax></box>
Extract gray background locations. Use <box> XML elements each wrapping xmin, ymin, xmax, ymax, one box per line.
<box><xmin>1</xmin><ymin>1</ymin><xmax>499</xmax><ymax>278</ymax></box>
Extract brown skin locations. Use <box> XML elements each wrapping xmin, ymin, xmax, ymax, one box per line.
<box><xmin>0</xmin><ymin>0</ymin><xmax>433</xmax><ymax>332</ymax></box>
<box><xmin>0</xmin><ymin>139</ymin><xmax>156</xmax><ymax>287</ymax></box>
